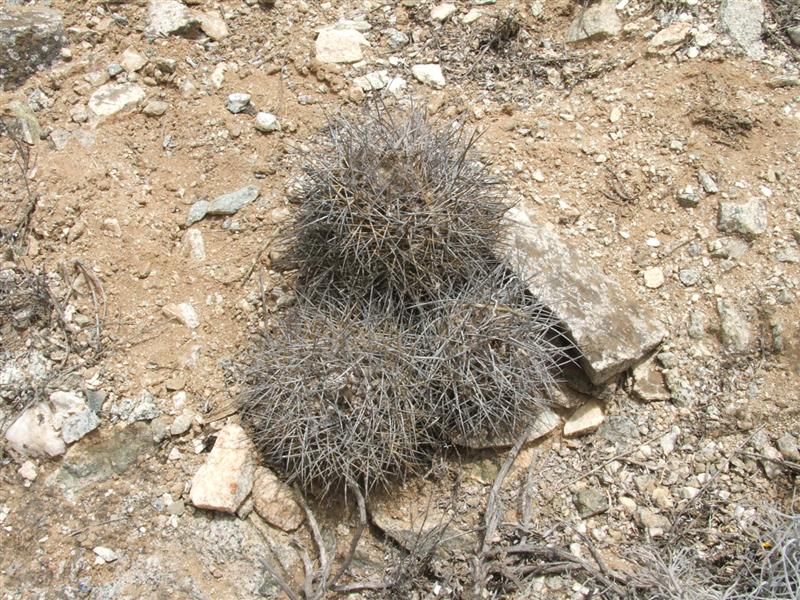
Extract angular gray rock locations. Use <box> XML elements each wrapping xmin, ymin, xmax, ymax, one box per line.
<box><xmin>566</xmin><ymin>0</ymin><xmax>621</xmax><ymax>43</ymax></box>
<box><xmin>718</xmin><ymin>198</ymin><xmax>767</xmax><ymax>240</ymax></box>
<box><xmin>62</xmin><ymin>410</ymin><xmax>101</xmax><ymax>444</ymax></box>
<box><xmin>720</xmin><ymin>0</ymin><xmax>765</xmax><ymax>60</ymax></box>
<box><xmin>0</xmin><ymin>6</ymin><xmax>65</xmax><ymax>91</ymax></box>
<box><xmin>717</xmin><ymin>298</ymin><xmax>751</xmax><ymax>352</ymax></box>
<box><xmin>207</xmin><ymin>185</ymin><xmax>260</xmax><ymax>216</ymax></box>
<box><xmin>504</xmin><ymin>207</ymin><xmax>667</xmax><ymax>384</ymax></box>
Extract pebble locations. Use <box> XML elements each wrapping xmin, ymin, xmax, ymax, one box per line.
<box><xmin>198</xmin><ymin>10</ymin><xmax>228</xmax><ymax>41</ymax></box>
<box><xmin>18</xmin><ymin>460</ymin><xmax>37</xmax><ymax>481</ymax></box>
<box><xmin>145</xmin><ymin>0</ymin><xmax>199</xmax><ymax>38</ymax></box>
<box><xmin>647</xmin><ymin>22</ymin><xmax>692</xmax><ymax>55</ymax></box>
<box><xmin>563</xmin><ymin>401</ymin><xmax>604</xmax><ymax>437</ymax></box>
<box><xmin>142</xmin><ymin>100</ymin><xmax>169</xmax><ymax>117</ymax></box>
<box><xmin>643</xmin><ymin>267</ymin><xmax>664</xmax><ymax>289</ymax></box>
<box><xmin>573</xmin><ymin>488</ymin><xmax>608</xmax><ymax>517</ymax></box>
<box><xmin>678</xmin><ymin>268</ymin><xmax>700</xmax><ymax>287</ymax></box>
<box><xmin>462</xmin><ymin>9</ymin><xmax>483</xmax><ymax>24</ymax></box>
<box><xmin>431</xmin><ymin>3</ymin><xmax>457</xmax><ymax>21</ymax></box>
<box><xmin>315</xmin><ymin>28</ymin><xmax>368</xmax><ymax>64</ymax></box>
<box><xmin>190</xmin><ymin>424</ymin><xmax>255</xmax><ymax>513</ymax></box>
<box><xmin>185</xmin><ymin>229</ymin><xmax>205</xmax><ymax>262</ymax></box>
<box><xmin>718</xmin><ymin>198</ymin><xmax>767</xmax><ymax>240</ymax></box>
<box><xmin>411</xmin><ymin>64</ymin><xmax>445</xmax><ymax>88</ymax></box>
<box><xmin>225</xmin><ymin>93</ymin><xmax>251</xmax><ymax>114</ymax></box>
<box><xmin>163</xmin><ymin>302</ymin><xmax>200</xmax><ymax>329</ymax></box>
<box><xmin>776</xmin><ymin>433</ymin><xmax>799</xmax><ymax>461</ymax></box>
<box><xmin>698</xmin><ymin>170</ymin><xmax>719</xmax><ymax>194</ymax></box>
<box><xmin>120</xmin><ymin>47</ymin><xmax>147</xmax><ymax>72</ymax></box>
<box><xmin>93</xmin><ymin>547</ymin><xmax>119</xmax><ymax>563</ymax></box>
<box><xmin>87</xmin><ymin>83</ymin><xmax>146</xmax><ymax>124</ymax></box>
<box><xmin>252</xmin><ymin>467</ymin><xmax>305</xmax><ymax>532</ymax></box>
<box><xmin>186</xmin><ymin>200</ymin><xmax>209</xmax><ymax>226</ymax></box>
<box><xmin>254</xmin><ymin>112</ymin><xmax>280</xmax><ymax>133</ymax></box>
<box><xmin>353</xmin><ymin>70</ymin><xmax>390</xmax><ymax>91</ymax></box>
<box><xmin>170</xmin><ymin>411</ymin><xmax>193</xmax><ymax>436</ymax></box>
<box><xmin>676</xmin><ymin>186</ymin><xmax>699</xmax><ymax>207</ymax></box>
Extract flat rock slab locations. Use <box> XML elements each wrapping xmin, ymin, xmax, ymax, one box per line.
<box><xmin>207</xmin><ymin>185</ymin><xmax>260</xmax><ymax>216</ymax></box>
<box><xmin>449</xmin><ymin>407</ymin><xmax>560</xmax><ymax>449</ymax></box>
<box><xmin>721</xmin><ymin>0</ymin><xmax>765</xmax><ymax>60</ymax></box>
<box><xmin>190</xmin><ymin>424</ymin><xmax>255</xmax><ymax>514</ymax></box>
<box><xmin>0</xmin><ymin>6</ymin><xmax>65</xmax><ymax>91</ymax></box>
<box><xmin>504</xmin><ymin>207</ymin><xmax>666</xmax><ymax>384</ymax></box>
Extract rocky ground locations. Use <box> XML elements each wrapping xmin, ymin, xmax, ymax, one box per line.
<box><xmin>1</xmin><ymin>0</ymin><xmax>799</xmax><ymax>598</ymax></box>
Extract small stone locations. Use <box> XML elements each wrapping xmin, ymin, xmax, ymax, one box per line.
<box><xmin>186</xmin><ymin>200</ymin><xmax>209</xmax><ymax>226</ymax></box>
<box><xmin>254</xmin><ymin>112</ymin><xmax>280</xmax><ymax>133</ymax></box>
<box><xmin>720</xmin><ymin>0</ymin><xmax>765</xmax><ymax>60</ymax></box>
<box><xmin>207</xmin><ymin>185</ymin><xmax>260</xmax><ymax>216</ymax></box>
<box><xmin>609</xmin><ymin>106</ymin><xmax>622</xmax><ymax>123</ymax></box>
<box><xmin>87</xmin><ymin>83</ymin><xmax>146</xmax><ymax>124</ymax></box>
<box><xmin>717</xmin><ymin>298</ymin><xmax>750</xmax><ymax>352</ymax></box>
<box><xmin>698</xmin><ymin>170</ymin><xmax>719</xmax><ymax>194</ymax></box>
<box><xmin>648</xmin><ymin>21</ymin><xmax>692</xmax><ymax>54</ymax></box>
<box><xmin>150</xmin><ymin>416</ymin><xmax>169</xmax><ymax>443</ymax></box>
<box><xmin>163</xmin><ymin>302</ymin><xmax>200</xmax><ymax>329</ymax></box>
<box><xmin>718</xmin><ymin>198</ymin><xmax>767</xmax><ymax>240</ymax></box>
<box><xmin>126</xmin><ymin>391</ymin><xmax>159</xmax><ymax>422</ymax></box>
<box><xmin>198</xmin><ymin>10</ymin><xmax>228</xmax><ymax>40</ymax></box>
<box><xmin>102</xmin><ymin>218</ymin><xmax>122</xmax><ymax>237</ymax></box>
<box><xmin>170</xmin><ymin>411</ymin><xmax>193</xmax><ymax>436</ymax></box>
<box><xmin>660</xmin><ymin>426</ymin><xmax>680</xmax><ymax>456</ymax></box>
<box><xmin>353</xmin><ymin>70</ymin><xmax>390</xmax><ymax>91</ymax></box>
<box><xmin>167</xmin><ymin>499</ymin><xmax>185</xmax><ymax>516</ymax></box>
<box><xmin>637</xmin><ymin>507</ymin><xmax>670</xmax><ymax>532</ymax></box>
<box><xmin>564</xmin><ymin>401</ymin><xmax>604</xmax><ymax>437</ymax></box>
<box><xmin>167</xmin><ymin>447</ymin><xmax>182</xmax><ymax>461</ymax></box>
<box><xmin>190</xmin><ymin>424</ymin><xmax>255</xmax><ymax>513</ymax></box>
<box><xmin>412</xmin><ymin>63</ymin><xmax>445</xmax><ymax>88</ymax></box>
<box><xmin>62</xmin><ymin>410</ymin><xmax>101</xmax><ymax>444</ymax></box>
<box><xmin>145</xmin><ymin>0</ymin><xmax>200</xmax><ymax>38</ymax></box>
<box><xmin>142</xmin><ymin>100</ymin><xmax>169</xmax><ymax>117</ymax></box>
<box><xmin>107</xmin><ymin>63</ymin><xmax>124</xmax><ymax>78</ymax></box>
<box><xmin>676</xmin><ymin>186</ymin><xmax>699</xmax><ymax>207</ymax></box>
<box><xmin>643</xmin><ymin>267</ymin><xmax>664</xmax><ymax>289</ymax></box>
<box><xmin>120</xmin><ymin>47</ymin><xmax>147</xmax><ymax>72</ymax></box>
<box><xmin>386</xmin><ymin>76</ymin><xmax>407</xmax><ymax>98</ymax></box>
<box><xmin>86</xmin><ymin>390</ymin><xmax>107</xmax><ymax>414</ymax></box>
<box><xmin>431</xmin><ymin>3</ymin><xmax>457</xmax><ymax>21</ymax></box>
<box><xmin>462</xmin><ymin>9</ymin><xmax>483</xmax><ymax>24</ymax></box>
<box><xmin>18</xmin><ymin>460</ymin><xmax>37</xmax><ymax>481</ymax></box>
<box><xmin>252</xmin><ymin>467</ymin><xmax>305</xmax><ymax>532</ymax></box>
<box><xmin>225</xmin><ymin>93</ymin><xmax>251</xmax><ymax>114</ymax></box>
<box><xmin>788</xmin><ymin>26</ymin><xmax>800</xmax><ymax>47</ymax></box>
<box><xmin>651</xmin><ymin>487</ymin><xmax>673</xmax><ymax>510</ymax></box>
<box><xmin>632</xmin><ymin>359</ymin><xmax>670</xmax><ymax>402</ymax></box>
<box><xmin>573</xmin><ymin>488</ymin><xmax>608</xmax><ymax>518</ymax></box>
<box><xmin>315</xmin><ymin>28</ymin><xmax>369</xmax><ymax>64</ymax></box>
<box><xmin>760</xmin><ymin>445</ymin><xmax>783</xmax><ymax>479</ymax></box>
<box><xmin>695</xmin><ymin>31</ymin><xmax>717</xmax><ymax>48</ymax></box>
<box><xmin>776</xmin><ymin>433</ymin><xmax>799</xmax><ymax>462</ymax></box>
<box><xmin>93</xmin><ymin>547</ymin><xmax>118</xmax><ymax>563</ymax></box>
<box><xmin>566</xmin><ymin>0</ymin><xmax>621</xmax><ymax>42</ymax></box>
<box><xmin>678</xmin><ymin>268</ymin><xmax>700</xmax><ymax>287</ymax></box>
<box><xmin>185</xmin><ymin>229</ymin><xmax>205</xmax><ymax>262</ymax></box>
<box><xmin>687</xmin><ymin>312</ymin><xmax>705</xmax><ymax>339</ymax></box>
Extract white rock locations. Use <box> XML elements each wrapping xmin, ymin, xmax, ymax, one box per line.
<box><xmin>431</xmin><ymin>3</ymin><xmax>457</xmax><ymax>21</ymax></box>
<box><xmin>386</xmin><ymin>76</ymin><xmax>407</xmax><ymax>97</ymax></box>
<box><xmin>87</xmin><ymin>83</ymin><xmax>146</xmax><ymax>124</ymax></box>
<box><xmin>18</xmin><ymin>460</ymin><xmax>37</xmax><ymax>481</ymax></box>
<box><xmin>252</xmin><ymin>466</ymin><xmax>305</xmax><ymax>532</ymax></box>
<box><xmin>198</xmin><ymin>10</ymin><xmax>228</xmax><ymax>41</ymax></box>
<box><xmin>163</xmin><ymin>302</ymin><xmax>200</xmax><ymax>329</ymax></box>
<box><xmin>5</xmin><ymin>403</ymin><xmax>66</xmax><ymax>457</ymax></box>
<box><xmin>315</xmin><ymin>28</ymin><xmax>369</xmax><ymax>64</ymax></box>
<box><xmin>145</xmin><ymin>0</ymin><xmax>199</xmax><ymax>38</ymax></box>
<box><xmin>563</xmin><ymin>401</ymin><xmax>604</xmax><ymax>437</ymax></box>
<box><xmin>225</xmin><ymin>92</ymin><xmax>251</xmax><ymax>114</ymax></box>
<box><xmin>93</xmin><ymin>547</ymin><xmax>119</xmax><ymax>563</ymax></box>
<box><xmin>643</xmin><ymin>266</ymin><xmax>664</xmax><ymax>289</ymax></box>
<box><xmin>254</xmin><ymin>112</ymin><xmax>281</xmax><ymax>133</ymax></box>
<box><xmin>185</xmin><ymin>229</ymin><xmax>206</xmax><ymax>262</ymax></box>
<box><xmin>411</xmin><ymin>64</ymin><xmax>445</xmax><ymax>88</ymax></box>
<box><xmin>210</xmin><ymin>63</ymin><xmax>226</xmax><ymax>89</ymax></box>
<box><xmin>353</xmin><ymin>70</ymin><xmax>390</xmax><ymax>91</ymax></box>
<box><xmin>462</xmin><ymin>9</ymin><xmax>483</xmax><ymax>24</ymax></box>
<box><xmin>120</xmin><ymin>47</ymin><xmax>147</xmax><ymax>73</ymax></box>
<box><xmin>190</xmin><ymin>424</ymin><xmax>255</xmax><ymax>513</ymax></box>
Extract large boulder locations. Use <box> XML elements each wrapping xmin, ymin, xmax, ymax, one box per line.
<box><xmin>0</xmin><ymin>7</ymin><xmax>65</xmax><ymax>91</ymax></box>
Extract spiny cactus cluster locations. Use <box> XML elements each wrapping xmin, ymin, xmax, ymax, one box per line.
<box><xmin>240</xmin><ymin>106</ymin><xmax>572</xmax><ymax>496</ymax></box>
